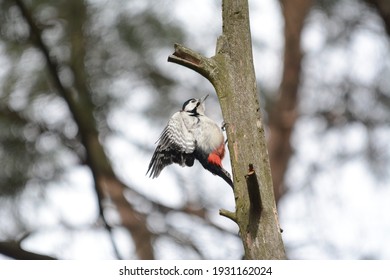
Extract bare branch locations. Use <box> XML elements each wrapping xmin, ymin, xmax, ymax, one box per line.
<box><xmin>168</xmin><ymin>43</ymin><xmax>218</xmax><ymax>85</ymax></box>
<box><xmin>0</xmin><ymin>241</ymin><xmax>56</xmax><ymax>260</ymax></box>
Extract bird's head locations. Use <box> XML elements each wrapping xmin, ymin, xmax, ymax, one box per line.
<box><xmin>182</xmin><ymin>94</ymin><xmax>209</xmax><ymax>116</ymax></box>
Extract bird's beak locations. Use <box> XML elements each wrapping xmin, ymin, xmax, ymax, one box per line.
<box><xmin>201</xmin><ymin>94</ymin><xmax>209</xmax><ymax>103</ymax></box>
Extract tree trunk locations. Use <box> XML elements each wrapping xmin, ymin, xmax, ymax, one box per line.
<box><xmin>169</xmin><ymin>0</ymin><xmax>285</xmax><ymax>259</ymax></box>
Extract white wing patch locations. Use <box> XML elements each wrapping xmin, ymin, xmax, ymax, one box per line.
<box><xmin>147</xmin><ymin>112</ymin><xmax>196</xmax><ymax>178</ymax></box>
<box><xmin>159</xmin><ymin>112</ymin><xmax>196</xmax><ymax>154</ymax></box>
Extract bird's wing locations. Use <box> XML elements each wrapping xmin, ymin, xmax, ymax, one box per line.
<box><xmin>147</xmin><ymin>112</ymin><xmax>196</xmax><ymax>178</ymax></box>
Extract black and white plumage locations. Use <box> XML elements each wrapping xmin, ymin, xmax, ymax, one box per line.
<box><xmin>146</xmin><ymin>95</ymin><xmax>233</xmax><ymax>188</ymax></box>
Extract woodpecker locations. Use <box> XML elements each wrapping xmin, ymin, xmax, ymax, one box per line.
<box><xmin>146</xmin><ymin>95</ymin><xmax>234</xmax><ymax>189</ymax></box>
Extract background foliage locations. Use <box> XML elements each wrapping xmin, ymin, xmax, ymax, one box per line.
<box><xmin>0</xmin><ymin>0</ymin><xmax>389</xmax><ymax>259</ymax></box>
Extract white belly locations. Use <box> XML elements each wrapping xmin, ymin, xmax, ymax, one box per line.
<box><xmin>192</xmin><ymin>116</ymin><xmax>224</xmax><ymax>153</ymax></box>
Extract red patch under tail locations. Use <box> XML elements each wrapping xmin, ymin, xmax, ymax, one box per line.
<box><xmin>207</xmin><ymin>143</ymin><xmax>225</xmax><ymax>167</ymax></box>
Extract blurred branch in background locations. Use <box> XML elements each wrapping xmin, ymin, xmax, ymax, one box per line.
<box><xmin>0</xmin><ymin>0</ymin><xmax>239</xmax><ymax>260</ymax></box>
<box><xmin>364</xmin><ymin>0</ymin><xmax>390</xmax><ymax>35</ymax></box>
<box><xmin>14</xmin><ymin>0</ymin><xmax>152</xmax><ymax>260</ymax></box>
<box><xmin>1</xmin><ymin>0</ymin><xmax>390</xmax><ymax>259</ymax></box>
<box><xmin>269</xmin><ymin>0</ymin><xmax>390</xmax><ymax>258</ymax></box>
<box><xmin>268</xmin><ymin>0</ymin><xmax>313</xmax><ymax>203</ymax></box>
<box><xmin>268</xmin><ymin>0</ymin><xmax>390</xmax><ymax>204</ymax></box>
<box><xmin>0</xmin><ymin>241</ymin><xmax>56</xmax><ymax>260</ymax></box>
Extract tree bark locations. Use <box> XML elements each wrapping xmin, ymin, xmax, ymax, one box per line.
<box><xmin>268</xmin><ymin>0</ymin><xmax>313</xmax><ymax>204</ymax></box>
<box><xmin>169</xmin><ymin>0</ymin><xmax>285</xmax><ymax>259</ymax></box>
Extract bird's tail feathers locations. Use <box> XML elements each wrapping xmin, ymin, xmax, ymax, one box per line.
<box><xmin>195</xmin><ymin>150</ymin><xmax>234</xmax><ymax>189</ymax></box>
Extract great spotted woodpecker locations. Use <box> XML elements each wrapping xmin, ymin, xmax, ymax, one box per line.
<box><xmin>146</xmin><ymin>95</ymin><xmax>233</xmax><ymax>188</ymax></box>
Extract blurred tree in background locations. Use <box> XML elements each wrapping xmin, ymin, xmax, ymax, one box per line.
<box><xmin>0</xmin><ymin>0</ymin><xmax>234</xmax><ymax>260</ymax></box>
<box><xmin>0</xmin><ymin>0</ymin><xmax>389</xmax><ymax>259</ymax></box>
<box><xmin>270</xmin><ymin>0</ymin><xmax>390</xmax><ymax>258</ymax></box>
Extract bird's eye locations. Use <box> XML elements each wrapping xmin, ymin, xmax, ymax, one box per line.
<box><xmin>191</xmin><ymin>99</ymin><xmax>196</xmax><ymax>103</ymax></box>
